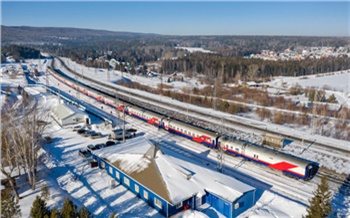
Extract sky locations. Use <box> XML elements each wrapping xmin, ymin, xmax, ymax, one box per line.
<box><xmin>1</xmin><ymin>1</ymin><xmax>349</xmax><ymax>36</ymax></box>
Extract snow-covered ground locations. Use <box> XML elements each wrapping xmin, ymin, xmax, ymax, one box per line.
<box><xmin>269</xmin><ymin>70</ymin><xmax>350</xmax><ymax>108</ymax></box>
<box><xmin>1</xmin><ymin>59</ymin><xmax>349</xmax><ymax>217</ymax></box>
<box><xmin>54</xmin><ymin>58</ymin><xmax>350</xmax><ymax>174</ymax></box>
<box><xmin>175</xmin><ymin>47</ymin><xmax>214</xmax><ymax>53</ymax></box>
<box><xmin>10</xmin><ymin>88</ymin><xmax>310</xmax><ymax>218</ymax></box>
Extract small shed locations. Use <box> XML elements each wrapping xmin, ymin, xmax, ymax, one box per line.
<box><xmin>92</xmin><ymin>137</ymin><xmax>256</xmax><ymax>218</ymax></box>
<box><xmin>51</xmin><ymin>102</ymin><xmax>90</xmax><ymax>126</ymax></box>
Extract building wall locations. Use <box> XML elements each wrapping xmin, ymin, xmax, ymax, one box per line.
<box><xmin>205</xmin><ymin>192</ymin><xmax>233</xmax><ymax>218</ymax></box>
<box><xmin>232</xmin><ymin>190</ymin><xmax>255</xmax><ymax>217</ymax></box>
<box><xmin>93</xmin><ymin>155</ymin><xmax>193</xmax><ymax>217</ymax></box>
<box><xmin>204</xmin><ymin>190</ymin><xmax>255</xmax><ymax>218</ymax></box>
<box><xmin>61</xmin><ymin>114</ymin><xmax>87</xmax><ymax>126</ymax></box>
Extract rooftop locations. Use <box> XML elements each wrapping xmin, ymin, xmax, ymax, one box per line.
<box><xmin>94</xmin><ymin>137</ymin><xmax>255</xmax><ymax>204</ymax></box>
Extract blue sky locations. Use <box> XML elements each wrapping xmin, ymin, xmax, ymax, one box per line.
<box><xmin>1</xmin><ymin>1</ymin><xmax>349</xmax><ymax>36</ymax></box>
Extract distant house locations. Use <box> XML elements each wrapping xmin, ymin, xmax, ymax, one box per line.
<box><xmin>92</xmin><ymin>138</ymin><xmax>256</xmax><ymax>218</ymax></box>
<box><xmin>51</xmin><ymin>102</ymin><xmax>90</xmax><ymax>126</ymax></box>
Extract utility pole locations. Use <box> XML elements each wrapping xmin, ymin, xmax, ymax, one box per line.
<box><xmin>213</xmin><ymin>77</ymin><xmax>217</xmax><ymax>111</ymax></box>
<box><xmin>217</xmin><ymin>136</ymin><xmax>224</xmax><ymax>173</ymax></box>
<box><xmin>45</xmin><ymin>68</ymin><xmax>49</xmax><ymax>93</ymax></box>
<box><xmin>123</xmin><ymin>104</ymin><xmax>126</xmax><ymax>143</ymax></box>
<box><xmin>115</xmin><ymin>92</ymin><xmax>120</xmax><ymax>128</ymax></box>
<box><xmin>38</xmin><ymin>52</ymin><xmax>42</xmax><ymax>73</ymax></box>
<box><xmin>75</xmin><ymin>74</ymin><xmax>80</xmax><ymax>100</ymax></box>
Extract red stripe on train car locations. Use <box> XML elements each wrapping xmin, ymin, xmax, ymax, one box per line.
<box><xmin>269</xmin><ymin>162</ymin><xmax>297</xmax><ymax>171</ymax></box>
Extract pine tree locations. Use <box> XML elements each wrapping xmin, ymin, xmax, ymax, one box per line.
<box><xmin>41</xmin><ymin>183</ymin><xmax>50</xmax><ymax>201</ymax></box>
<box><xmin>30</xmin><ymin>195</ymin><xmax>50</xmax><ymax>218</ymax></box>
<box><xmin>60</xmin><ymin>197</ymin><xmax>77</xmax><ymax>218</ymax></box>
<box><xmin>50</xmin><ymin>208</ymin><xmax>60</xmax><ymax>218</ymax></box>
<box><xmin>78</xmin><ymin>205</ymin><xmax>93</xmax><ymax>218</ymax></box>
<box><xmin>1</xmin><ymin>189</ymin><xmax>21</xmax><ymax>218</ymax></box>
<box><xmin>304</xmin><ymin>176</ymin><xmax>333</xmax><ymax>218</ymax></box>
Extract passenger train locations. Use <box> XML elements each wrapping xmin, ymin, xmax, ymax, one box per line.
<box><xmin>47</xmin><ymin>66</ymin><xmax>319</xmax><ymax>180</ymax></box>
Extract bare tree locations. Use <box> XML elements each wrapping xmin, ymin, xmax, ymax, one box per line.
<box><xmin>1</xmin><ymin>98</ymin><xmax>49</xmax><ymax>192</ymax></box>
<box><xmin>16</xmin><ymin>106</ymin><xmax>48</xmax><ymax>190</ymax></box>
<box><xmin>1</xmin><ymin>111</ymin><xmax>21</xmax><ymax>201</ymax></box>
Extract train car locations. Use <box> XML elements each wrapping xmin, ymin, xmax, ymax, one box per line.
<box><xmin>164</xmin><ymin>118</ymin><xmax>219</xmax><ymax>148</ymax></box>
<box><xmin>218</xmin><ymin>137</ymin><xmax>319</xmax><ymax>180</ymax></box>
<box><xmin>104</xmin><ymin>97</ymin><xmax>124</xmax><ymax>111</ymax></box>
<box><xmin>48</xmin><ymin>65</ymin><xmax>319</xmax><ymax>180</ymax></box>
<box><xmin>126</xmin><ymin>106</ymin><xmax>165</xmax><ymax>127</ymax></box>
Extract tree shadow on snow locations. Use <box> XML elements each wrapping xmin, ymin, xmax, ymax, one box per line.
<box><xmin>331</xmin><ymin>174</ymin><xmax>350</xmax><ymax>217</ymax></box>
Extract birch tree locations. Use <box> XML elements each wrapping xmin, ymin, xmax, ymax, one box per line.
<box><xmin>1</xmin><ymin>110</ymin><xmax>20</xmax><ymax>201</ymax></box>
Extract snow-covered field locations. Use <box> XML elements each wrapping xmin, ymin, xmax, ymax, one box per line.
<box><xmin>272</xmin><ymin>70</ymin><xmax>350</xmax><ymax>93</ymax></box>
<box><xmin>175</xmin><ymin>47</ymin><xmax>214</xmax><ymax>53</ymax></box>
<box><xmin>1</xmin><ymin>59</ymin><xmax>349</xmax><ymax>217</ymax></box>
<box><xmin>54</xmin><ymin>57</ymin><xmax>350</xmax><ymax>174</ymax></box>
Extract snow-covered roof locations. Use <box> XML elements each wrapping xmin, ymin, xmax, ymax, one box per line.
<box><xmin>94</xmin><ymin>137</ymin><xmax>255</xmax><ymax>205</ymax></box>
<box><xmin>51</xmin><ymin>102</ymin><xmax>87</xmax><ymax>120</ymax></box>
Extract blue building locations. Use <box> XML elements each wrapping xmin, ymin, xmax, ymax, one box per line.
<box><xmin>92</xmin><ymin>138</ymin><xmax>256</xmax><ymax>217</ymax></box>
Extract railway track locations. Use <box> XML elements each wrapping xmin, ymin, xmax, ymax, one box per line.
<box><xmin>52</xmin><ymin>56</ymin><xmax>350</xmax><ymax>156</ymax></box>
<box><xmin>45</xmin><ymin>64</ymin><xmax>350</xmax><ymax>215</ymax></box>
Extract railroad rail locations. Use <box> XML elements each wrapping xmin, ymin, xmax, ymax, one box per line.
<box><xmin>48</xmin><ymin>57</ymin><xmax>350</xmax><ymax>197</ymax></box>
<box><xmin>52</xmin><ymin>56</ymin><xmax>350</xmax><ymax>156</ymax></box>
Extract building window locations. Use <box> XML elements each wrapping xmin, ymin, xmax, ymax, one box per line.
<box><xmin>176</xmin><ymin>202</ymin><xmax>182</xmax><ymax>209</ymax></box>
<box><xmin>143</xmin><ymin>190</ymin><xmax>148</xmax><ymax>199</ymax></box>
<box><xmin>154</xmin><ymin>198</ymin><xmax>162</xmax><ymax>208</ymax></box>
<box><xmin>109</xmin><ymin>167</ymin><xmax>113</xmax><ymax>175</ymax></box>
<box><xmin>115</xmin><ymin>171</ymin><xmax>120</xmax><ymax>180</ymax></box>
<box><xmin>100</xmin><ymin>161</ymin><xmax>105</xmax><ymax>169</ymax></box>
<box><xmin>135</xmin><ymin>184</ymin><xmax>139</xmax><ymax>193</ymax></box>
<box><xmin>234</xmin><ymin>203</ymin><xmax>239</xmax><ymax>210</ymax></box>
<box><xmin>124</xmin><ymin>177</ymin><xmax>130</xmax><ymax>186</ymax></box>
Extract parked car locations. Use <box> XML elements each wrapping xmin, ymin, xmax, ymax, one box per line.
<box><xmin>109</xmin><ymin>129</ymin><xmax>133</xmax><ymax>140</ymax></box>
<box><xmin>105</xmin><ymin>141</ymin><xmax>116</xmax><ymax>147</ymax></box>
<box><xmin>77</xmin><ymin>129</ymin><xmax>88</xmax><ymax>135</ymax></box>
<box><xmin>82</xmin><ymin>130</ymin><xmax>95</xmax><ymax>137</ymax></box>
<box><xmin>87</xmin><ymin>144</ymin><xmax>98</xmax><ymax>152</ymax></box>
<box><xmin>72</xmin><ymin>125</ymin><xmax>83</xmax><ymax>131</ymax></box>
<box><xmin>95</xmin><ymin>143</ymin><xmax>106</xmax><ymax>149</ymax></box>
<box><xmin>90</xmin><ymin>132</ymin><xmax>103</xmax><ymax>139</ymax></box>
<box><xmin>78</xmin><ymin>149</ymin><xmax>92</xmax><ymax>158</ymax></box>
